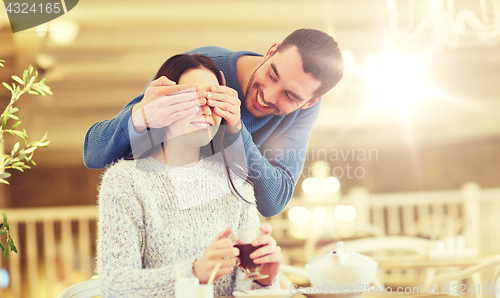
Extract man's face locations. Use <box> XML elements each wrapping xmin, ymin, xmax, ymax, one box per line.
<box><xmin>244</xmin><ymin>45</ymin><xmax>322</xmax><ymax>117</ymax></box>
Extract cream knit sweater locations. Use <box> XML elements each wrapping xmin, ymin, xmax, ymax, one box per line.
<box><xmin>97</xmin><ymin>155</ymin><xmax>278</xmax><ymax>297</ymax></box>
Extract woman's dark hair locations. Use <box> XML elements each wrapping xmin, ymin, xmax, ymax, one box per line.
<box><xmin>139</xmin><ymin>54</ymin><xmax>255</xmax><ymax>204</ymax></box>
<box><xmin>153</xmin><ymin>54</ymin><xmax>223</xmax><ymax>84</ymax></box>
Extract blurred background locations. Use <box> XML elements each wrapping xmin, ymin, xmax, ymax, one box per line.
<box><xmin>1</xmin><ymin>0</ymin><xmax>500</xmax><ymax>297</ymax></box>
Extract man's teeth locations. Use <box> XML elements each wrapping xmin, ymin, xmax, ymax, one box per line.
<box><xmin>257</xmin><ymin>93</ymin><xmax>269</xmax><ymax>108</ymax></box>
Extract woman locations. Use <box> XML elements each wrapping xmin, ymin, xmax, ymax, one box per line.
<box><xmin>97</xmin><ymin>54</ymin><xmax>282</xmax><ymax>297</ymax></box>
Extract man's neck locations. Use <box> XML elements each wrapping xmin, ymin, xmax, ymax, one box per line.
<box><xmin>236</xmin><ymin>55</ymin><xmax>264</xmax><ymax>97</ymax></box>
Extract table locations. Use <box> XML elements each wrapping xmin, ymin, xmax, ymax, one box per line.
<box><xmin>219</xmin><ymin>293</ymin><xmax>457</xmax><ymax>298</ymax></box>
<box><xmin>375</xmin><ymin>254</ymin><xmax>500</xmax><ymax>269</ymax></box>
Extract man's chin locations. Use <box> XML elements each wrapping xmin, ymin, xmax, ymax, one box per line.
<box><xmin>246</xmin><ymin>95</ymin><xmax>273</xmax><ymax>117</ymax></box>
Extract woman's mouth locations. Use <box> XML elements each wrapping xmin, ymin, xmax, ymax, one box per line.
<box><xmin>190</xmin><ymin>122</ymin><xmax>213</xmax><ymax>130</ymax></box>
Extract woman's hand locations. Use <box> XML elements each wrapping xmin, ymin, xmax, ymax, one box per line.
<box><xmin>193</xmin><ymin>227</ymin><xmax>239</xmax><ymax>284</ymax></box>
<box><xmin>131</xmin><ymin>76</ymin><xmax>207</xmax><ymax>133</ymax></box>
<box><xmin>250</xmin><ymin>223</ymin><xmax>282</xmax><ymax>286</ymax></box>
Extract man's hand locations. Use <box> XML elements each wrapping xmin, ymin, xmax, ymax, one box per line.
<box><xmin>193</xmin><ymin>227</ymin><xmax>239</xmax><ymax>284</ymax></box>
<box><xmin>131</xmin><ymin>76</ymin><xmax>207</xmax><ymax>134</ymax></box>
<box><xmin>249</xmin><ymin>223</ymin><xmax>282</xmax><ymax>286</ymax></box>
<box><xmin>206</xmin><ymin>72</ymin><xmax>242</xmax><ymax>134</ymax></box>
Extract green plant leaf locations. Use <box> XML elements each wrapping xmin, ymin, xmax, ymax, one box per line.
<box><xmin>11</xmin><ymin>142</ymin><xmax>20</xmax><ymax>155</ymax></box>
<box><xmin>9</xmin><ymin>114</ymin><xmax>19</xmax><ymax>120</ymax></box>
<box><xmin>0</xmin><ymin>172</ymin><xmax>11</xmax><ymax>179</ymax></box>
<box><xmin>27</xmin><ymin>75</ymin><xmax>35</xmax><ymax>89</ymax></box>
<box><xmin>8</xmin><ymin>130</ymin><xmax>27</xmax><ymax>139</ymax></box>
<box><xmin>0</xmin><ymin>230</ymin><xmax>6</xmax><ymax>235</ymax></box>
<box><xmin>23</xmin><ymin>69</ymin><xmax>28</xmax><ymax>83</ymax></box>
<box><xmin>11</xmin><ymin>121</ymin><xmax>21</xmax><ymax>130</ymax></box>
<box><xmin>9</xmin><ymin>241</ymin><xmax>17</xmax><ymax>253</ymax></box>
<box><xmin>2</xmin><ymin>82</ymin><xmax>12</xmax><ymax>92</ymax></box>
<box><xmin>0</xmin><ymin>242</ymin><xmax>4</xmax><ymax>251</ymax></box>
<box><xmin>12</xmin><ymin>75</ymin><xmax>24</xmax><ymax>85</ymax></box>
<box><xmin>1</xmin><ymin>211</ymin><xmax>7</xmax><ymax>225</ymax></box>
<box><xmin>31</xmin><ymin>87</ymin><xmax>45</xmax><ymax>96</ymax></box>
<box><xmin>12</xmin><ymin>166</ymin><xmax>24</xmax><ymax>172</ymax></box>
<box><xmin>3</xmin><ymin>244</ymin><xmax>9</xmax><ymax>259</ymax></box>
<box><xmin>22</xmin><ymin>147</ymin><xmax>37</xmax><ymax>154</ymax></box>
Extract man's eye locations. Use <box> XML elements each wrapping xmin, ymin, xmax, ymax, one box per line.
<box><xmin>269</xmin><ymin>72</ymin><xmax>277</xmax><ymax>82</ymax></box>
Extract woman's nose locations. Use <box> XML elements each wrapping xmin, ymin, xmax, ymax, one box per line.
<box><xmin>200</xmin><ymin>105</ymin><xmax>212</xmax><ymax>116</ymax></box>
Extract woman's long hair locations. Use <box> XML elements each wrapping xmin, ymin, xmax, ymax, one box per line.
<box><xmin>137</xmin><ymin>54</ymin><xmax>255</xmax><ymax>204</ymax></box>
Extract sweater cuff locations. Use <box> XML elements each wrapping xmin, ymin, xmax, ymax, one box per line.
<box><xmin>128</xmin><ymin>116</ymin><xmax>147</xmax><ymax>142</ymax></box>
<box><xmin>174</xmin><ymin>258</ymin><xmax>198</xmax><ymax>279</ymax></box>
<box><xmin>251</xmin><ymin>275</ymin><xmax>280</xmax><ymax>290</ymax></box>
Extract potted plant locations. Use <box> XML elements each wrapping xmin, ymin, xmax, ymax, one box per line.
<box><xmin>0</xmin><ymin>59</ymin><xmax>52</xmax><ymax>260</ymax></box>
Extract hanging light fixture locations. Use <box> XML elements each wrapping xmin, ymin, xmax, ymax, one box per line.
<box><xmin>385</xmin><ymin>0</ymin><xmax>500</xmax><ymax>48</ymax></box>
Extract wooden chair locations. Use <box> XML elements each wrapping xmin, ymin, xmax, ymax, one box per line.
<box><xmin>0</xmin><ymin>206</ymin><xmax>98</xmax><ymax>298</ymax></box>
<box><xmin>429</xmin><ymin>257</ymin><xmax>500</xmax><ymax>298</ymax></box>
<box><xmin>57</xmin><ymin>278</ymin><xmax>100</xmax><ymax>298</ymax></box>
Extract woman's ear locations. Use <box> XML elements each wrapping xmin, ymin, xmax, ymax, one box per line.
<box><xmin>220</xmin><ymin>71</ymin><xmax>226</xmax><ymax>86</ymax></box>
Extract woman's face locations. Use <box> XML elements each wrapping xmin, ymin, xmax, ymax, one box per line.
<box><xmin>166</xmin><ymin>67</ymin><xmax>222</xmax><ymax>146</ymax></box>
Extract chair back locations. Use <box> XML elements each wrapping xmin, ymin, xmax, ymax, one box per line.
<box><xmin>429</xmin><ymin>258</ymin><xmax>500</xmax><ymax>298</ymax></box>
<box><xmin>0</xmin><ymin>206</ymin><xmax>98</xmax><ymax>298</ymax></box>
<box><xmin>57</xmin><ymin>278</ymin><xmax>100</xmax><ymax>298</ymax></box>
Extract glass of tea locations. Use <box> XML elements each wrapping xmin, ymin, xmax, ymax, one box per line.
<box><xmin>231</xmin><ymin>227</ymin><xmax>269</xmax><ymax>281</ymax></box>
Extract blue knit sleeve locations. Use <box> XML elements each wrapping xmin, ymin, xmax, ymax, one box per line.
<box><xmin>83</xmin><ymin>94</ymin><xmax>144</xmax><ymax>168</ymax></box>
<box><xmin>240</xmin><ymin>104</ymin><xmax>321</xmax><ymax>217</ymax></box>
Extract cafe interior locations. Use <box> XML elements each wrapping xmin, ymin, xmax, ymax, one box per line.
<box><xmin>1</xmin><ymin>0</ymin><xmax>500</xmax><ymax>297</ymax></box>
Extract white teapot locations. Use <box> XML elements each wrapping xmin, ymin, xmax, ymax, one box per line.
<box><xmin>305</xmin><ymin>241</ymin><xmax>378</xmax><ymax>289</ymax></box>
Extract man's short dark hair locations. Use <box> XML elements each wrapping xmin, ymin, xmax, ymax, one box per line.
<box><xmin>277</xmin><ymin>28</ymin><xmax>344</xmax><ymax>99</ymax></box>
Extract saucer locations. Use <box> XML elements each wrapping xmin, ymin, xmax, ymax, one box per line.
<box><xmin>233</xmin><ymin>289</ymin><xmax>295</xmax><ymax>298</ymax></box>
<box><xmin>302</xmin><ymin>289</ymin><xmax>366</xmax><ymax>298</ymax></box>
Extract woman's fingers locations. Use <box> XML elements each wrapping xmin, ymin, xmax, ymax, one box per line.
<box><xmin>259</xmin><ymin>223</ymin><xmax>273</xmax><ymax>234</ymax></box>
<box><xmin>213</xmin><ymin>227</ymin><xmax>233</xmax><ymax>241</ymax></box>
<box><xmin>252</xmin><ymin>245</ymin><xmax>282</xmax><ymax>264</ymax></box>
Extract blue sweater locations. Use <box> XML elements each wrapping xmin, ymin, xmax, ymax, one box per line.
<box><xmin>83</xmin><ymin>46</ymin><xmax>321</xmax><ymax>217</ymax></box>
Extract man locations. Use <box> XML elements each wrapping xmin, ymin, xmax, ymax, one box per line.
<box><xmin>84</xmin><ymin>28</ymin><xmax>344</xmax><ymax>217</ymax></box>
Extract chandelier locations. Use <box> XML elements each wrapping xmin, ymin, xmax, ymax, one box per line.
<box><xmin>385</xmin><ymin>0</ymin><xmax>500</xmax><ymax>48</ymax></box>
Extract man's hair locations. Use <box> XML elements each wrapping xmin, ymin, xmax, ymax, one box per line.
<box><xmin>277</xmin><ymin>28</ymin><xmax>344</xmax><ymax>99</ymax></box>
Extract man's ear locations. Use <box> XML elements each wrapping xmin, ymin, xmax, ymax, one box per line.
<box><xmin>264</xmin><ymin>43</ymin><xmax>279</xmax><ymax>59</ymax></box>
<box><xmin>300</xmin><ymin>97</ymin><xmax>322</xmax><ymax>109</ymax></box>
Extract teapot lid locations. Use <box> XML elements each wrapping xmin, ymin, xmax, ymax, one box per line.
<box><xmin>307</xmin><ymin>241</ymin><xmax>377</xmax><ymax>267</ymax></box>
